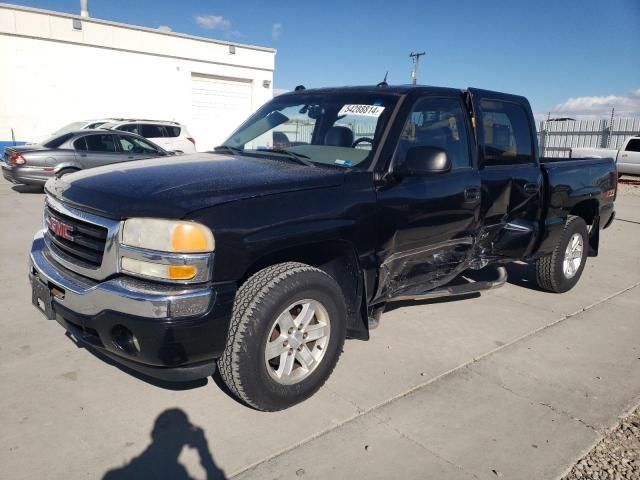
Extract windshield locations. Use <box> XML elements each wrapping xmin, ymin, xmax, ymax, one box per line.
<box><xmin>222</xmin><ymin>92</ymin><xmax>399</xmax><ymax>169</ymax></box>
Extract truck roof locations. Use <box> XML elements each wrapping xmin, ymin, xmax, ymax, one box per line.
<box><xmin>277</xmin><ymin>85</ymin><xmax>528</xmax><ymax>103</ymax></box>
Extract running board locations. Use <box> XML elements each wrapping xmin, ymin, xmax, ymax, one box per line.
<box><xmin>390</xmin><ymin>266</ymin><xmax>508</xmax><ymax>303</ymax></box>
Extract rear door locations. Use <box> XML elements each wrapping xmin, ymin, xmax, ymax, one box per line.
<box><xmin>618</xmin><ymin>138</ymin><xmax>640</xmax><ymax>175</ymax></box>
<box><xmin>467</xmin><ymin>89</ymin><xmax>543</xmax><ymax>260</ymax></box>
<box><xmin>374</xmin><ymin>94</ymin><xmax>481</xmax><ymax>300</ymax></box>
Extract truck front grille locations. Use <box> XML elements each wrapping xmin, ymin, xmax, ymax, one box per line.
<box><xmin>45</xmin><ymin>205</ymin><xmax>108</xmax><ymax>268</ymax></box>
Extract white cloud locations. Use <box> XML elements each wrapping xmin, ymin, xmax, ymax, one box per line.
<box><xmin>272</xmin><ymin>23</ymin><xmax>282</xmax><ymax>40</ymax></box>
<box><xmin>196</xmin><ymin>14</ymin><xmax>231</xmax><ymax>31</ymax></box>
<box><xmin>157</xmin><ymin>25</ymin><xmax>172</xmax><ymax>32</ymax></box>
<box><xmin>542</xmin><ymin>88</ymin><xmax>640</xmax><ymax>119</ymax></box>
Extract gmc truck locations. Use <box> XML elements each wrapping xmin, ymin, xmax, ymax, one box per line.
<box><xmin>30</xmin><ymin>85</ymin><xmax>617</xmax><ymax>411</ymax></box>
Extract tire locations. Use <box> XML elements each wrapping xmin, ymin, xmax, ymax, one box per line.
<box><xmin>219</xmin><ymin>262</ymin><xmax>347</xmax><ymax>411</ymax></box>
<box><xmin>535</xmin><ymin>215</ymin><xmax>589</xmax><ymax>293</ymax></box>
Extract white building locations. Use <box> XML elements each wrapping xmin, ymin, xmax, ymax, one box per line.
<box><xmin>0</xmin><ymin>3</ymin><xmax>276</xmax><ymax>151</ymax></box>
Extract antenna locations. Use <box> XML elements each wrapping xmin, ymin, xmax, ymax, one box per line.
<box><xmin>409</xmin><ymin>51</ymin><xmax>425</xmax><ymax>85</ymax></box>
<box><xmin>377</xmin><ymin>71</ymin><xmax>389</xmax><ymax>88</ymax></box>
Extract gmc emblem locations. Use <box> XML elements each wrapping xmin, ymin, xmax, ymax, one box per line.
<box><xmin>47</xmin><ymin>216</ymin><xmax>74</xmax><ymax>242</ymax></box>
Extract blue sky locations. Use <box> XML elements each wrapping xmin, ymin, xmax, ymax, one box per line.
<box><xmin>10</xmin><ymin>0</ymin><xmax>640</xmax><ymax>117</ymax></box>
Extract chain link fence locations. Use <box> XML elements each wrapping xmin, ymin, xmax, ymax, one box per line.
<box><xmin>538</xmin><ymin>117</ymin><xmax>640</xmax><ymax>157</ymax></box>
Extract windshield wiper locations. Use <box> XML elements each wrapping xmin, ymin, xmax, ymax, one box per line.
<box><xmin>213</xmin><ymin>145</ymin><xmax>244</xmax><ymax>155</ymax></box>
<box><xmin>261</xmin><ymin>149</ymin><xmax>315</xmax><ymax>167</ymax></box>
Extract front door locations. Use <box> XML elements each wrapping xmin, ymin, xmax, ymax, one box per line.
<box><xmin>374</xmin><ymin>94</ymin><xmax>481</xmax><ymax>301</ymax></box>
<box><xmin>467</xmin><ymin>89</ymin><xmax>543</xmax><ymax>260</ymax></box>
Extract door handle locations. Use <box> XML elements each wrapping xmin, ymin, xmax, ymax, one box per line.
<box><xmin>524</xmin><ymin>183</ymin><xmax>539</xmax><ymax>195</ymax></box>
<box><xmin>464</xmin><ymin>186</ymin><xmax>481</xmax><ymax>202</ymax></box>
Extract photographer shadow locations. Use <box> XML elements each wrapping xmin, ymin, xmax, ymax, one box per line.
<box><xmin>103</xmin><ymin>408</ymin><xmax>226</xmax><ymax>480</ymax></box>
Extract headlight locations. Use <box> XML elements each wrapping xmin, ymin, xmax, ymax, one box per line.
<box><xmin>122</xmin><ymin>218</ymin><xmax>215</xmax><ymax>253</ymax></box>
<box><xmin>120</xmin><ymin>218</ymin><xmax>214</xmax><ymax>283</ymax></box>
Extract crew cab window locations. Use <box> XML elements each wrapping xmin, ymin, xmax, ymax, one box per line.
<box><xmin>140</xmin><ymin>124</ymin><xmax>165</xmax><ymax>138</ymax></box>
<box><xmin>118</xmin><ymin>135</ymin><xmax>159</xmax><ymax>154</ymax></box>
<box><xmin>396</xmin><ymin>96</ymin><xmax>471</xmax><ymax>169</ymax></box>
<box><xmin>74</xmin><ymin>134</ymin><xmax>118</xmax><ymax>152</ymax></box>
<box><xmin>625</xmin><ymin>139</ymin><xmax>640</xmax><ymax>152</ymax></box>
<box><xmin>480</xmin><ymin>100</ymin><xmax>533</xmax><ymax>166</ymax></box>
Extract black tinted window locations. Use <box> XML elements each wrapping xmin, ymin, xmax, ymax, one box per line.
<box><xmin>396</xmin><ymin>96</ymin><xmax>471</xmax><ymax>169</ymax></box>
<box><xmin>625</xmin><ymin>139</ymin><xmax>640</xmax><ymax>152</ymax></box>
<box><xmin>164</xmin><ymin>126</ymin><xmax>181</xmax><ymax>137</ymax></box>
<box><xmin>82</xmin><ymin>134</ymin><xmax>118</xmax><ymax>152</ymax></box>
<box><xmin>117</xmin><ymin>124</ymin><xmax>139</xmax><ymax>134</ymax></box>
<box><xmin>480</xmin><ymin>99</ymin><xmax>533</xmax><ymax>166</ymax></box>
<box><xmin>73</xmin><ymin>137</ymin><xmax>88</xmax><ymax>151</ymax></box>
<box><xmin>139</xmin><ymin>124</ymin><xmax>165</xmax><ymax>138</ymax></box>
<box><xmin>43</xmin><ymin>132</ymin><xmax>75</xmax><ymax>148</ymax></box>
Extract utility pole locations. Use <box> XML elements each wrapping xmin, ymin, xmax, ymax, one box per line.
<box><xmin>410</xmin><ymin>51</ymin><xmax>425</xmax><ymax>85</ymax></box>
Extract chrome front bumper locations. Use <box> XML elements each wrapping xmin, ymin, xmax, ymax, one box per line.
<box><xmin>30</xmin><ymin>231</ymin><xmax>213</xmax><ymax>319</ymax></box>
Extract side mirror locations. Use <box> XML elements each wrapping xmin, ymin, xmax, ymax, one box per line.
<box><xmin>398</xmin><ymin>146</ymin><xmax>451</xmax><ymax>177</ymax></box>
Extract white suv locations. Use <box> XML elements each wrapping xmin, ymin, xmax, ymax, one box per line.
<box><xmin>101</xmin><ymin>120</ymin><xmax>196</xmax><ymax>153</ymax></box>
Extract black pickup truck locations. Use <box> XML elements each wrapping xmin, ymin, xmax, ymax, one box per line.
<box><xmin>30</xmin><ymin>85</ymin><xmax>616</xmax><ymax>411</ymax></box>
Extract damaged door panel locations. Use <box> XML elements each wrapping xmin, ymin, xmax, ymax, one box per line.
<box><xmin>374</xmin><ymin>94</ymin><xmax>481</xmax><ymax>302</ymax></box>
<box><xmin>467</xmin><ymin>89</ymin><xmax>543</xmax><ymax>260</ymax></box>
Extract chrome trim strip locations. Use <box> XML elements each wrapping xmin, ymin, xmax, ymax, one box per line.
<box><xmin>30</xmin><ymin>232</ymin><xmax>213</xmax><ymax>318</ymax></box>
<box><xmin>45</xmin><ymin>196</ymin><xmax>122</xmax><ymax>281</ymax></box>
<box><xmin>119</xmin><ymin>244</ymin><xmax>214</xmax><ymax>284</ymax></box>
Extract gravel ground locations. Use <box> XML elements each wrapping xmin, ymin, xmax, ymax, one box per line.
<box><xmin>563</xmin><ymin>406</ymin><xmax>640</xmax><ymax>480</ymax></box>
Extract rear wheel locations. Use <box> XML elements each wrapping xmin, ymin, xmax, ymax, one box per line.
<box><xmin>219</xmin><ymin>262</ymin><xmax>347</xmax><ymax>411</ymax></box>
<box><xmin>535</xmin><ymin>215</ymin><xmax>588</xmax><ymax>293</ymax></box>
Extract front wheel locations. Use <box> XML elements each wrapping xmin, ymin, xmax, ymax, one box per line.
<box><xmin>535</xmin><ymin>215</ymin><xmax>588</xmax><ymax>293</ymax></box>
<box><xmin>218</xmin><ymin>262</ymin><xmax>347</xmax><ymax>411</ymax></box>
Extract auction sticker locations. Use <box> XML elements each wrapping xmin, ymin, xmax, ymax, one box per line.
<box><xmin>338</xmin><ymin>104</ymin><xmax>385</xmax><ymax>117</ymax></box>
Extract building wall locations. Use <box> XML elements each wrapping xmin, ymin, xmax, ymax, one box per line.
<box><xmin>0</xmin><ymin>4</ymin><xmax>275</xmax><ymax>151</ymax></box>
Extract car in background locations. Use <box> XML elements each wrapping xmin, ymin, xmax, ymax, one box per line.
<box><xmin>25</xmin><ymin>118</ymin><xmax>122</xmax><ymax>145</ymax></box>
<box><xmin>100</xmin><ymin>120</ymin><xmax>196</xmax><ymax>153</ymax></box>
<box><xmin>2</xmin><ymin>130</ymin><xmax>171</xmax><ymax>187</ymax></box>
<box><xmin>571</xmin><ymin>135</ymin><xmax>640</xmax><ymax>176</ymax></box>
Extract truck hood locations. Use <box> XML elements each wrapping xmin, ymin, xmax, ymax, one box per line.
<box><xmin>45</xmin><ymin>153</ymin><xmax>345</xmax><ymax>219</ymax></box>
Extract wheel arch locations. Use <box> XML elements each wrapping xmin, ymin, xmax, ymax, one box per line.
<box><xmin>569</xmin><ymin>199</ymin><xmax>600</xmax><ymax>255</ymax></box>
<box><xmin>240</xmin><ymin>240</ymin><xmax>369</xmax><ymax>341</ymax></box>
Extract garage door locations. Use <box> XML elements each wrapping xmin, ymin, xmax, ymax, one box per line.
<box><xmin>190</xmin><ymin>74</ymin><xmax>253</xmax><ymax>152</ymax></box>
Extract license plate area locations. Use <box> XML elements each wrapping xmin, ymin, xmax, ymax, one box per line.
<box><xmin>31</xmin><ymin>278</ymin><xmax>56</xmax><ymax>320</ymax></box>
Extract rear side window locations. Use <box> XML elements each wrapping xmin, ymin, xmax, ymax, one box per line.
<box><xmin>164</xmin><ymin>126</ymin><xmax>181</xmax><ymax>137</ymax></box>
<box><xmin>479</xmin><ymin>99</ymin><xmax>533</xmax><ymax>166</ymax></box>
<box><xmin>625</xmin><ymin>139</ymin><xmax>640</xmax><ymax>152</ymax></box>
<box><xmin>139</xmin><ymin>124</ymin><xmax>166</xmax><ymax>138</ymax></box>
<box><xmin>77</xmin><ymin>134</ymin><xmax>118</xmax><ymax>152</ymax></box>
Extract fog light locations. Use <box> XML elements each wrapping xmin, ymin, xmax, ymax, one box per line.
<box><xmin>111</xmin><ymin>325</ymin><xmax>140</xmax><ymax>354</ymax></box>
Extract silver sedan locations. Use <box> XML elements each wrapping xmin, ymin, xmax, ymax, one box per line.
<box><xmin>2</xmin><ymin>130</ymin><xmax>172</xmax><ymax>187</ymax></box>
